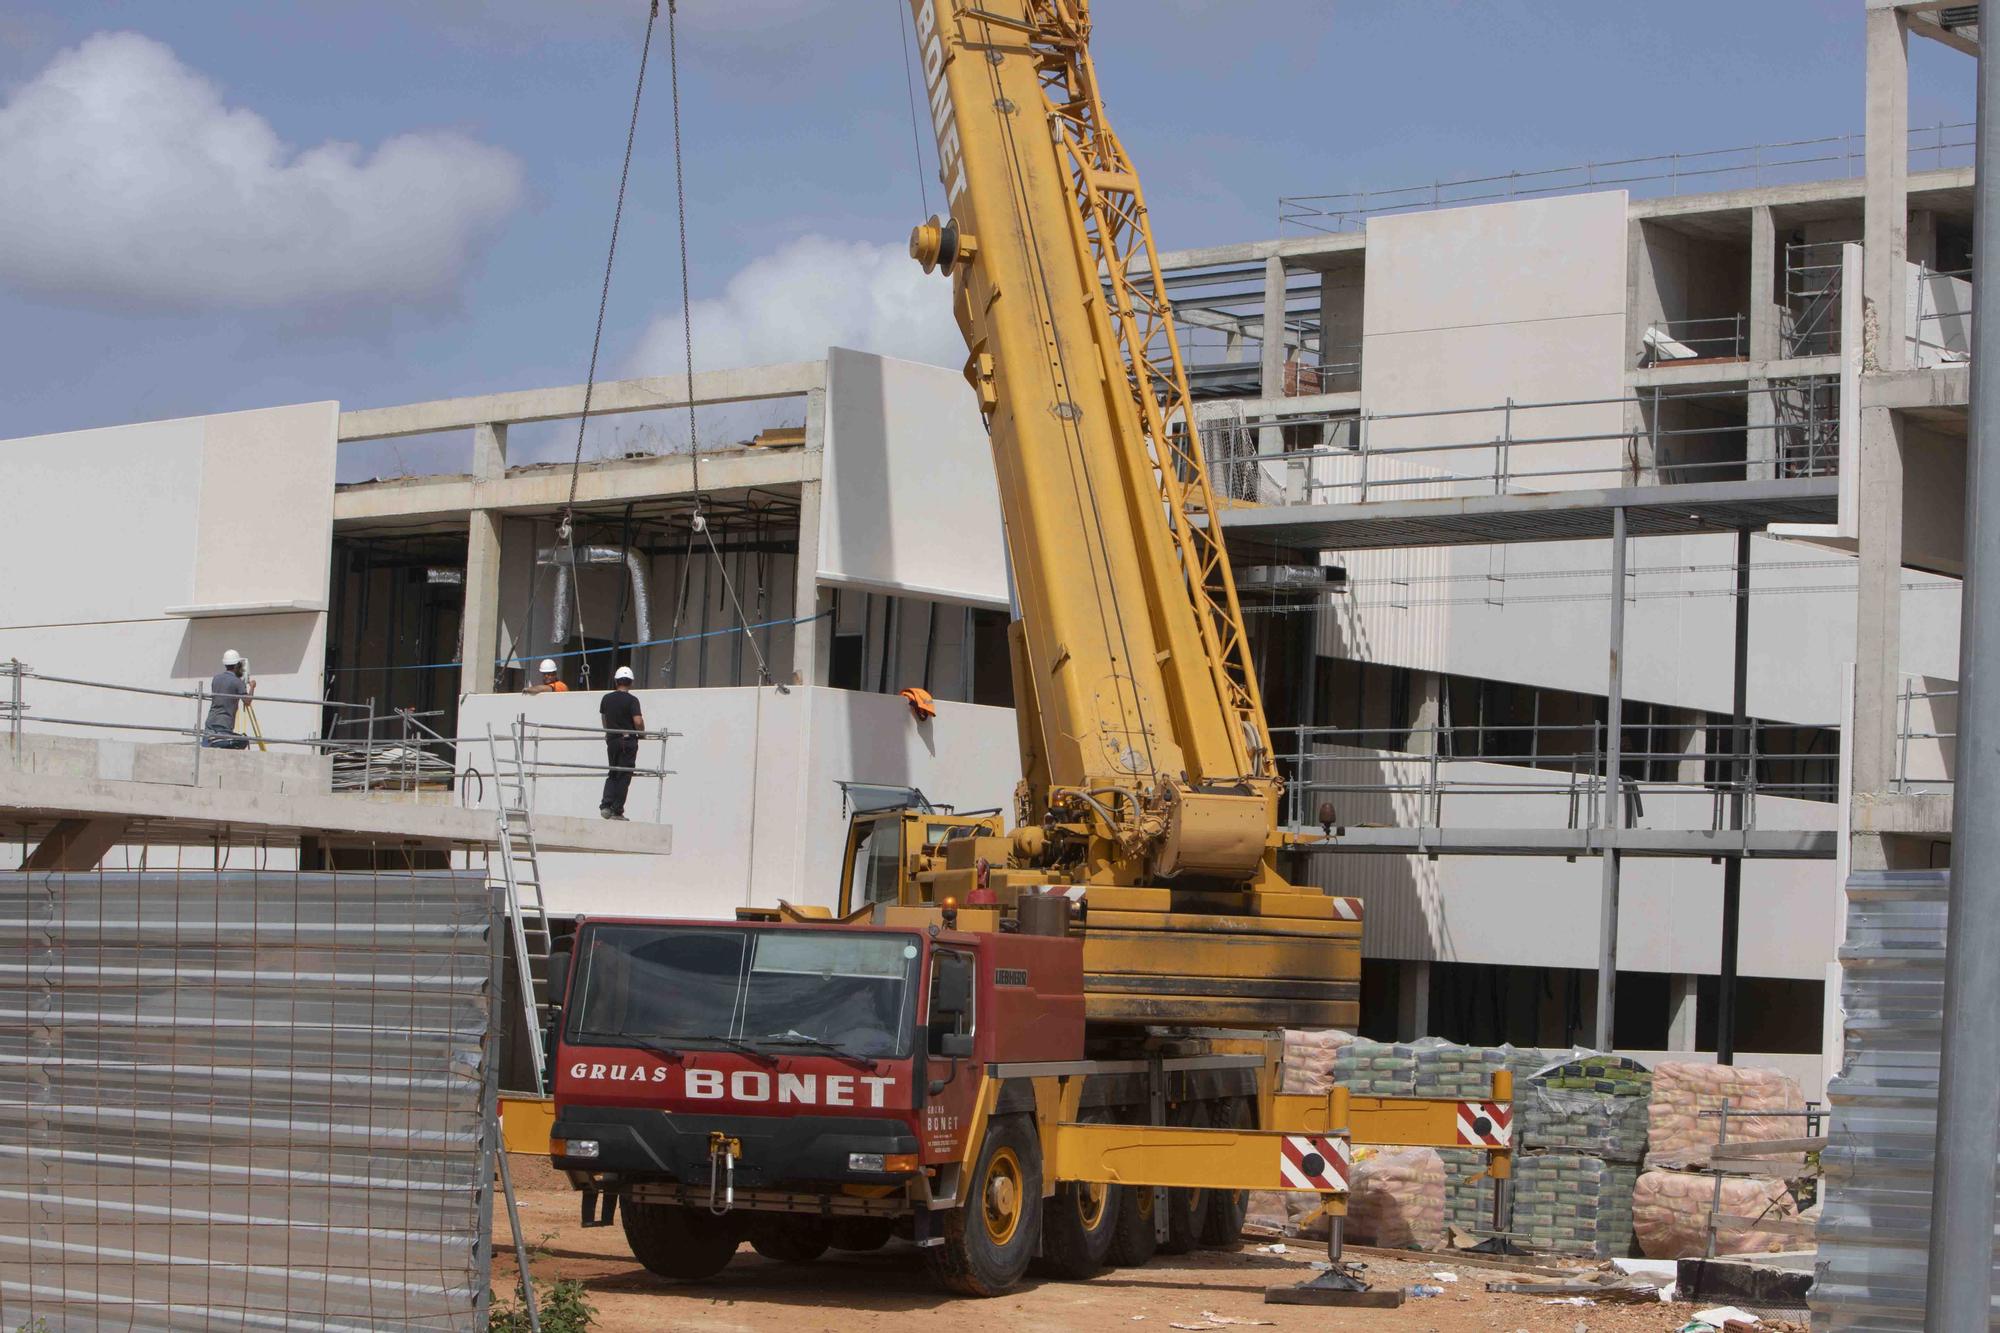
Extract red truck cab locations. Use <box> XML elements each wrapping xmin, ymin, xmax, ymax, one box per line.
<box><xmin>547</xmin><ymin>916</ymin><xmax>1083</xmax><ymax>1209</ymax></box>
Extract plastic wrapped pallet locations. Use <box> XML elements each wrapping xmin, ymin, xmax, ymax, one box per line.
<box><xmin>1276</xmin><ymin>1028</ymin><xmax>1354</xmax><ymax>1094</ymax></box>
<box><xmin>1521</xmin><ymin>1053</ymin><xmax>1652</xmax><ymax>1161</ymax></box>
<box><xmin>1632</xmin><ymin>1167</ymin><xmax>1798</xmax><ymax>1258</ymax></box>
<box><xmin>1344</xmin><ymin>1146</ymin><xmax>1447</xmax><ymax>1250</ymax></box>
<box><xmin>1646</xmin><ymin>1061</ymin><xmax>1806</xmax><ymax>1169</ymax></box>
<box><xmin>1507</xmin><ymin>1152</ymin><xmax>1640</xmax><ymax>1258</ymax></box>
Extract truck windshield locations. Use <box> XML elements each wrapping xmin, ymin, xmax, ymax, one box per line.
<box><xmin>566</xmin><ymin>925</ymin><xmax>920</xmax><ymax>1060</ymax></box>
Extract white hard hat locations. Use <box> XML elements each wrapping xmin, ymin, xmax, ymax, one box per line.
<box><xmin>614</xmin><ymin>666</ymin><xmax>635</xmax><ymax>682</ymax></box>
<box><xmin>221</xmin><ymin>649</ymin><xmax>242</xmax><ymax>667</ymax></box>
<box><xmin>538</xmin><ymin>659</ymin><xmax>558</xmax><ymax>674</ymax></box>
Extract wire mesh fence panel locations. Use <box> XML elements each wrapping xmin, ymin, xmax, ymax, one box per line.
<box><xmin>0</xmin><ymin>868</ymin><xmax>498</xmax><ymax>1331</ymax></box>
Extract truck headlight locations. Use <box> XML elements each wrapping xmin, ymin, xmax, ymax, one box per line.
<box><xmin>849</xmin><ymin>1152</ymin><xmax>918</xmax><ymax>1173</ymax></box>
<box><xmin>553</xmin><ymin>1138</ymin><xmax>600</xmax><ymax>1160</ymax></box>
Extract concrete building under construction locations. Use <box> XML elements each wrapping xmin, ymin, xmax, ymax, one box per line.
<box><xmin>1</xmin><ymin>3</ymin><xmax>1974</xmax><ymax>1115</ymax></box>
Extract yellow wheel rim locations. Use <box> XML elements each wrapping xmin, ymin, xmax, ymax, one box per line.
<box><xmin>981</xmin><ymin>1146</ymin><xmax>1024</xmax><ymax>1246</ymax></box>
<box><xmin>1076</xmin><ymin>1181</ymin><xmax>1108</xmax><ymax>1231</ymax></box>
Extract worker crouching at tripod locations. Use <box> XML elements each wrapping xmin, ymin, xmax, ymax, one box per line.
<box><xmin>202</xmin><ymin>649</ymin><xmax>255</xmax><ymax>748</ymax></box>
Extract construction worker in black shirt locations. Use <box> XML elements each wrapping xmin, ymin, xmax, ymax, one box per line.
<box><xmin>599</xmin><ymin>665</ymin><xmax>645</xmax><ymax>820</ymax></box>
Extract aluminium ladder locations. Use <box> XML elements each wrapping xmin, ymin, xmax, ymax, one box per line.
<box><xmin>488</xmin><ymin>721</ymin><xmax>555</xmax><ymax>1096</ymax></box>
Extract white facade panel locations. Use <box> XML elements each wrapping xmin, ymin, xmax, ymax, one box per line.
<box><xmin>818</xmin><ymin>347</ymin><xmax>1008</xmax><ymax>610</ymax></box>
<box><xmin>457</xmin><ymin>684</ymin><xmax>1019</xmax><ymax>919</ymax></box>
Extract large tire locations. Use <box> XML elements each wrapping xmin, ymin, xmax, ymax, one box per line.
<box><xmin>826</xmin><ymin>1217</ymin><xmax>896</xmax><ymax>1252</ymax></box>
<box><xmin>1106</xmin><ymin>1178</ymin><xmax>1158</xmax><ymax>1268</ymax></box>
<box><xmin>926</xmin><ymin>1113</ymin><xmax>1043</xmax><ymax>1296</ymax></box>
<box><xmin>748</xmin><ymin>1215</ymin><xmax>829</xmax><ymax>1263</ymax></box>
<box><xmin>1198</xmin><ymin>1096</ymin><xmax>1253</xmax><ymax>1249</ymax></box>
<box><xmin>1038</xmin><ymin>1170</ymin><xmax>1120</xmax><ymax>1279</ymax></box>
<box><xmin>1159</xmin><ymin>1100</ymin><xmax>1214</xmax><ymax>1255</ymax></box>
<box><xmin>622</xmin><ymin>1201</ymin><xmax>742</xmax><ymax>1281</ymax></box>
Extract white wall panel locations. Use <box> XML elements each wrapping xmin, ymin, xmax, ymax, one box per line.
<box><xmin>818</xmin><ymin>348</ymin><xmax>1008</xmax><ymax>609</ymax></box>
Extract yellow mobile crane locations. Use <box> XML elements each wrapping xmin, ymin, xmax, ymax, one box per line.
<box><xmin>542</xmin><ymin>2</ymin><xmax>1512</xmax><ymax>1301</ymax></box>
<box><xmin>847</xmin><ymin>0</ymin><xmax>1354</xmax><ymax>1030</ymax></box>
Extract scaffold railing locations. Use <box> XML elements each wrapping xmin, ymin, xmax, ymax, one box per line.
<box><xmin>0</xmin><ymin>658</ymin><xmax>675</xmax><ymax>818</ymax></box>
<box><xmin>1278</xmin><ymin>123</ymin><xmax>1973</xmax><ymax>233</ymax></box>
<box><xmin>1197</xmin><ymin>381</ymin><xmax>1842</xmax><ymax>509</ymax></box>
<box><xmin>1274</xmin><ymin>719</ymin><xmax>1838</xmax><ymax>838</ymax></box>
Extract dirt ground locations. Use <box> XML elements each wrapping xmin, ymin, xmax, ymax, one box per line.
<box><xmin>496</xmin><ymin>1165</ymin><xmax>1802</xmax><ymax>1333</ymax></box>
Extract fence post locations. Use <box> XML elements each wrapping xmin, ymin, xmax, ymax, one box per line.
<box><xmin>361</xmin><ymin>697</ymin><xmax>377</xmax><ymax>795</ymax></box>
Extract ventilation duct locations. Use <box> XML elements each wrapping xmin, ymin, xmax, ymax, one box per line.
<box><xmin>537</xmin><ymin>545</ymin><xmax>652</xmax><ymax>654</ymax></box>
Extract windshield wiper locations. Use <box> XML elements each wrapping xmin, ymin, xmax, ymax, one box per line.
<box><xmin>760</xmin><ymin>1031</ymin><xmax>879</xmax><ymax>1070</ymax></box>
<box><xmin>689</xmin><ymin>1032</ymin><xmax>779</xmax><ymax>1066</ymax></box>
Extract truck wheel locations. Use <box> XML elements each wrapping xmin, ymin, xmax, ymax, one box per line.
<box><xmin>622</xmin><ymin>1201</ymin><xmax>741</xmax><ymax>1281</ymax></box>
<box><xmin>926</xmin><ymin>1113</ymin><xmax>1042</xmax><ymax>1296</ymax></box>
<box><xmin>826</xmin><ymin>1217</ymin><xmax>896</xmax><ymax>1252</ymax></box>
<box><xmin>1106</xmin><ymin>1181</ymin><xmax>1158</xmax><ymax>1267</ymax></box>
<box><xmin>1039</xmin><ymin>1175</ymin><xmax>1120</xmax><ymax>1278</ymax></box>
<box><xmin>748</xmin><ymin>1216</ymin><xmax>829</xmax><ymax>1263</ymax></box>
<box><xmin>1198</xmin><ymin>1096</ymin><xmax>1252</xmax><ymax>1248</ymax></box>
<box><xmin>1160</xmin><ymin>1100</ymin><xmax>1214</xmax><ymax>1255</ymax></box>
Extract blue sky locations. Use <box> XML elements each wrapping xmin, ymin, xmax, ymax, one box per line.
<box><xmin>0</xmin><ymin>2</ymin><xmax>1974</xmax><ymax>480</ymax></box>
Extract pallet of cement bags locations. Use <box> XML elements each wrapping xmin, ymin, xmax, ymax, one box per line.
<box><xmin>1645</xmin><ymin>1061</ymin><xmax>1807</xmax><ymax>1170</ymax></box>
<box><xmin>1632</xmin><ymin>1168</ymin><xmax>1799</xmax><ymax>1258</ymax></box>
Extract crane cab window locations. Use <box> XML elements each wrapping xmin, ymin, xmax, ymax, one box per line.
<box><xmin>847</xmin><ymin>817</ymin><xmax>905</xmax><ymax>910</ymax></box>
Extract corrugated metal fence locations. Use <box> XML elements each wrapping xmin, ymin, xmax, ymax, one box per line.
<box><xmin>1812</xmin><ymin>868</ymin><xmax>1999</xmax><ymax>1329</ymax></box>
<box><xmin>0</xmin><ymin>869</ymin><xmax>498</xmax><ymax>1331</ymax></box>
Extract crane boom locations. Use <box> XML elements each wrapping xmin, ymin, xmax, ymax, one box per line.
<box><xmin>885</xmin><ymin>0</ymin><xmax>1358</xmax><ymax>1028</ymax></box>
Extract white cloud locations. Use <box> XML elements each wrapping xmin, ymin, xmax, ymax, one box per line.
<box><xmin>629</xmin><ymin>234</ymin><xmax>962</xmax><ymax>376</ymax></box>
<box><xmin>0</xmin><ymin>30</ymin><xmax>525</xmax><ymax>310</ymax></box>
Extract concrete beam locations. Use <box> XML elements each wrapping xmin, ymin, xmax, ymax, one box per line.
<box><xmin>1860</xmin><ymin>363</ymin><xmax>1971</xmax><ymax>411</ymax></box>
<box><xmin>0</xmin><ymin>766</ymin><xmax>674</xmax><ymax>856</ymax></box>
<box><xmin>24</xmin><ymin>816</ymin><xmax>128</xmax><ymax>870</ymax></box>
<box><xmin>1627</xmin><ymin>354</ymin><xmax>1841</xmax><ymax>389</ymax></box>
<box><xmin>1154</xmin><ymin>233</ymin><xmax>1366</xmax><ymax>273</ymax></box>
<box><xmin>337</xmin><ymin>361</ymin><xmax>827</xmax><ymax>442</ymax></box>
<box><xmin>1851</xmin><ymin>405</ymin><xmax>1906</xmax><ymax>794</ymax></box>
<box><xmin>335</xmin><ymin>446</ymin><xmax>819</xmax><ymax>526</ymax></box>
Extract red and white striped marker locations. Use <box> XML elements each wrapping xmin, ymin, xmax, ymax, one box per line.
<box><xmin>1277</xmin><ymin>1133</ymin><xmax>1351</xmax><ymax>1192</ymax></box>
<box><xmin>1328</xmin><ymin>897</ymin><xmax>1361</xmax><ymax>920</ymax></box>
<box><xmin>1456</xmin><ymin>1101</ymin><xmax>1512</xmax><ymax>1147</ymax></box>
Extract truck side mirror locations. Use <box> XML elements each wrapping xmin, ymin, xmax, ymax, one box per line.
<box><xmin>931</xmin><ymin>955</ymin><xmax>972</xmax><ymax>1025</ymax></box>
<box><xmin>938</xmin><ymin>1032</ymin><xmax>974</xmax><ymax>1059</ymax></box>
<box><xmin>546</xmin><ymin>945</ymin><xmax>572</xmax><ymax>1010</ymax></box>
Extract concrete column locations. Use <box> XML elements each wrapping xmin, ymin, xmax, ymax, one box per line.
<box><xmin>1678</xmin><ymin>720</ymin><xmax>1708</xmax><ymax>786</ymax></box>
<box><xmin>1318</xmin><ymin>263</ymin><xmax>1364</xmax><ymax>394</ymax></box>
<box><xmin>1667</xmin><ymin>973</ymin><xmax>1699</xmax><ymax>1051</ymax></box>
<box><xmin>1407</xmin><ymin>670</ymin><xmax>1443</xmax><ymax>755</ymax></box>
<box><xmin>1907</xmin><ymin>208</ymin><xmax>1938</xmax><ymax>271</ymax></box>
<box><xmin>1259</xmin><ymin>255</ymin><xmax>1287</xmax><ymax>455</ymax></box>
<box><xmin>1397</xmin><ymin>960</ymin><xmax>1432</xmax><ymax>1040</ymax></box>
<box><xmin>1745</xmin><ymin>378</ymin><xmax>1777</xmax><ymax>482</ymax></box>
<box><xmin>1850</xmin><ymin>405</ymin><xmax>1905</xmax><ymax>793</ymax></box>
<box><xmin>792</xmin><ymin>388</ymin><xmax>831</xmax><ymax>687</ymax></box>
<box><xmin>1749</xmin><ymin>205</ymin><xmax>1782</xmax><ymax>361</ymax></box>
<box><xmin>1863</xmin><ymin>5</ymin><xmax>1908</xmax><ymax>373</ymax></box>
<box><xmin>460</xmin><ymin>423</ymin><xmax>507</xmax><ymax>697</ymax></box>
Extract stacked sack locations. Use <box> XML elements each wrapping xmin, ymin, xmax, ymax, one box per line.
<box><xmin>1505</xmin><ymin>1054</ymin><xmax>1652</xmax><ymax>1257</ymax></box>
<box><xmin>1344</xmin><ymin>1147</ymin><xmax>1447</xmax><ymax>1249</ymax></box>
<box><xmin>1633</xmin><ymin>1170</ymin><xmax>1798</xmax><ymax>1258</ymax></box>
<box><xmin>1632</xmin><ymin>1061</ymin><xmax>1805</xmax><ymax>1258</ymax></box>
<box><xmin>1433</xmin><ymin>1046</ymin><xmax>1564</xmax><ymax>1235</ymax></box>
<box><xmin>1245</xmin><ymin>1029</ymin><xmax>1354</xmax><ymax>1238</ymax></box>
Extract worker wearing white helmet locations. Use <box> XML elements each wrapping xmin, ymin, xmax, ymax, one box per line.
<box><xmin>598</xmin><ymin>664</ymin><xmax>645</xmax><ymax>820</ymax></box>
<box><xmin>522</xmin><ymin>658</ymin><xmax>570</xmax><ymax>695</ymax></box>
<box><xmin>202</xmin><ymin>649</ymin><xmax>255</xmax><ymax>749</ymax></box>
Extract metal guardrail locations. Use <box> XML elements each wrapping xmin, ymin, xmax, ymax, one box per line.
<box><xmin>1279</xmin><ymin>123</ymin><xmax>1974</xmax><ymax>233</ymax></box>
<box><xmin>0</xmin><ymin>658</ymin><xmax>675</xmax><ymax>815</ymax></box>
<box><xmin>1276</xmin><ymin>719</ymin><xmax>1837</xmax><ymax>836</ymax></box>
<box><xmin>1895</xmin><ymin>684</ymin><xmax>1958</xmax><ymax>794</ymax></box>
<box><xmin>1199</xmin><ymin>382</ymin><xmax>1840</xmax><ymax>508</ymax></box>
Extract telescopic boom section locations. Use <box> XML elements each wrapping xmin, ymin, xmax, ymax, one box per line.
<box><xmin>907</xmin><ymin>0</ymin><xmax>1278</xmax><ymax>885</ymax></box>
